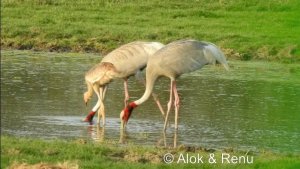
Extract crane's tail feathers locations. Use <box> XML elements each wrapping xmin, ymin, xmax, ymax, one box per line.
<box><xmin>204</xmin><ymin>43</ymin><xmax>229</xmax><ymax>71</ymax></box>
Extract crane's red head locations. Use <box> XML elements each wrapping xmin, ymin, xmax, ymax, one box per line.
<box><xmin>120</xmin><ymin>102</ymin><xmax>138</xmax><ymax>129</ymax></box>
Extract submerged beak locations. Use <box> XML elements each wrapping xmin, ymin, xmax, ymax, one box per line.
<box><xmin>120</xmin><ymin>102</ymin><xmax>137</xmax><ymax>130</ymax></box>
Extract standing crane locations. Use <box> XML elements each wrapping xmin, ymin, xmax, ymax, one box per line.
<box><xmin>120</xmin><ymin>39</ymin><xmax>229</xmax><ymax>130</ymax></box>
<box><xmin>83</xmin><ymin>41</ymin><xmax>165</xmax><ymax>126</ymax></box>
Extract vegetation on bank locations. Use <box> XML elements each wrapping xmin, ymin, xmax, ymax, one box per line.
<box><xmin>1</xmin><ymin>136</ymin><xmax>300</xmax><ymax>169</ymax></box>
<box><xmin>1</xmin><ymin>0</ymin><xmax>300</xmax><ymax>62</ymax></box>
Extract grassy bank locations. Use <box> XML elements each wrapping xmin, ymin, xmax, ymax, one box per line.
<box><xmin>1</xmin><ymin>0</ymin><xmax>300</xmax><ymax>62</ymax></box>
<box><xmin>1</xmin><ymin>136</ymin><xmax>300</xmax><ymax>169</ymax></box>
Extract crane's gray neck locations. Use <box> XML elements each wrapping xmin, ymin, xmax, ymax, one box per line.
<box><xmin>134</xmin><ymin>73</ymin><xmax>158</xmax><ymax>105</ymax></box>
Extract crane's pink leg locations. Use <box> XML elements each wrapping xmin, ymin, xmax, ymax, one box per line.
<box><xmin>101</xmin><ymin>85</ymin><xmax>107</xmax><ymax>101</ymax></box>
<box><xmin>164</xmin><ymin>80</ymin><xmax>174</xmax><ymax>131</ymax></box>
<box><xmin>172</xmin><ymin>81</ymin><xmax>180</xmax><ymax>130</ymax></box>
<box><xmin>151</xmin><ymin>93</ymin><xmax>166</xmax><ymax>119</ymax></box>
<box><xmin>174</xmin><ymin>130</ymin><xmax>178</xmax><ymax>148</ymax></box>
<box><xmin>98</xmin><ymin>87</ymin><xmax>105</xmax><ymax>126</ymax></box>
<box><xmin>101</xmin><ymin>85</ymin><xmax>107</xmax><ymax>126</ymax></box>
<box><xmin>124</xmin><ymin>79</ymin><xmax>130</xmax><ymax>106</ymax></box>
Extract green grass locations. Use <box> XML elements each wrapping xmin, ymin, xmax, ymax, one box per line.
<box><xmin>1</xmin><ymin>136</ymin><xmax>300</xmax><ymax>169</ymax></box>
<box><xmin>1</xmin><ymin>0</ymin><xmax>300</xmax><ymax>62</ymax></box>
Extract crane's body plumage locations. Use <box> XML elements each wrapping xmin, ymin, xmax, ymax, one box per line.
<box><xmin>147</xmin><ymin>39</ymin><xmax>229</xmax><ymax>80</ymax></box>
<box><xmin>85</xmin><ymin>41</ymin><xmax>165</xmax><ymax>85</ymax></box>
<box><xmin>84</xmin><ymin>41</ymin><xmax>165</xmax><ymax>125</ymax></box>
<box><xmin>120</xmin><ymin>39</ymin><xmax>229</xmax><ymax>130</ymax></box>
<box><xmin>101</xmin><ymin>41</ymin><xmax>164</xmax><ymax>78</ymax></box>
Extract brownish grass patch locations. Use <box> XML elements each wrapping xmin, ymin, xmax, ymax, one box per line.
<box><xmin>9</xmin><ymin>161</ymin><xmax>78</xmax><ymax>169</ymax></box>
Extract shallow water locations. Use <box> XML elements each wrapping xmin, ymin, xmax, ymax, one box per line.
<box><xmin>1</xmin><ymin>50</ymin><xmax>300</xmax><ymax>153</ymax></box>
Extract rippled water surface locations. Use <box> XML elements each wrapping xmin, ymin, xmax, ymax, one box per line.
<box><xmin>1</xmin><ymin>50</ymin><xmax>300</xmax><ymax>153</ymax></box>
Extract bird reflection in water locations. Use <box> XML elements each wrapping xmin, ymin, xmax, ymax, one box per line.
<box><xmin>88</xmin><ymin>125</ymin><xmax>106</xmax><ymax>143</ymax></box>
<box><xmin>87</xmin><ymin>125</ymin><xmax>178</xmax><ymax>148</ymax></box>
<box><xmin>119</xmin><ymin>129</ymin><xmax>129</xmax><ymax>144</ymax></box>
